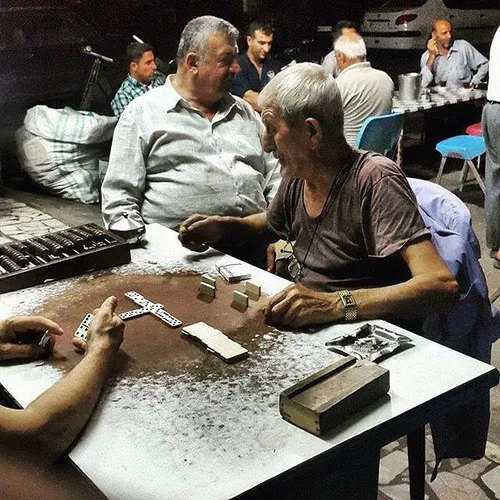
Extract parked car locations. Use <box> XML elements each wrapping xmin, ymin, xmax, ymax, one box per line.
<box><xmin>361</xmin><ymin>0</ymin><xmax>500</xmax><ymax>50</ymax></box>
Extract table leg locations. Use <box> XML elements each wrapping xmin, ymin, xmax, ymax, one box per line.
<box><xmin>407</xmin><ymin>425</ymin><xmax>426</xmax><ymax>500</ymax></box>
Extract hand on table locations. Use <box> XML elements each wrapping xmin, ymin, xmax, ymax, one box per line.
<box><xmin>178</xmin><ymin>214</ymin><xmax>225</xmax><ymax>252</ymax></box>
<box><xmin>72</xmin><ymin>296</ymin><xmax>125</xmax><ymax>355</ymax></box>
<box><xmin>0</xmin><ymin>316</ymin><xmax>63</xmax><ymax>361</ymax></box>
<box><xmin>263</xmin><ymin>283</ymin><xmax>343</xmax><ymax>329</ymax></box>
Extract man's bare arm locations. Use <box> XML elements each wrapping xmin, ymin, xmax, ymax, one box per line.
<box><xmin>179</xmin><ymin>212</ymin><xmax>276</xmax><ymax>252</ymax></box>
<box><xmin>264</xmin><ymin>238</ymin><xmax>459</xmax><ymax>328</ymax></box>
<box><xmin>0</xmin><ymin>297</ymin><xmax>125</xmax><ymax>463</ymax></box>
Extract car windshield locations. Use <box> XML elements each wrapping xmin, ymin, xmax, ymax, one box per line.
<box><xmin>379</xmin><ymin>0</ymin><xmax>427</xmax><ymax>7</ymax></box>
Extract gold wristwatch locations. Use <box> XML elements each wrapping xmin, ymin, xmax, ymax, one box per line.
<box><xmin>338</xmin><ymin>289</ymin><xmax>358</xmax><ymax>322</ymax></box>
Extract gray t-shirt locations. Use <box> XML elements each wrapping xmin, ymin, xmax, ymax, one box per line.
<box><xmin>266</xmin><ymin>151</ymin><xmax>429</xmax><ymax>291</ymax></box>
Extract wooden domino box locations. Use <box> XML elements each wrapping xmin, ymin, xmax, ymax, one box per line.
<box><xmin>279</xmin><ymin>356</ymin><xmax>390</xmax><ymax>436</ymax></box>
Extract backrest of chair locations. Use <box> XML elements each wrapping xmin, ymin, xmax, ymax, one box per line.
<box><xmin>355</xmin><ymin>111</ymin><xmax>403</xmax><ymax>156</ymax></box>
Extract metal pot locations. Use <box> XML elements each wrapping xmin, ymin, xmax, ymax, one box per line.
<box><xmin>398</xmin><ymin>73</ymin><xmax>422</xmax><ymax>102</ymax></box>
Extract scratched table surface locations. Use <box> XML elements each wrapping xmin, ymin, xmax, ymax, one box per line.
<box><xmin>0</xmin><ymin>223</ymin><xmax>497</xmax><ymax>500</ymax></box>
<box><xmin>392</xmin><ymin>86</ymin><xmax>486</xmax><ymax>114</ymax></box>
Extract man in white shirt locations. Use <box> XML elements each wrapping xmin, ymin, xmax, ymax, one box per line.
<box><xmin>321</xmin><ymin>20</ymin><xmax>357</xmax><ymax>77</ymax></box>
<box><xmin>420</xmin><ymin>19</ymin><xmax>488</xmax><ymax>88</ymax></box>
<box><xmin>101</xmin><ymin>16</ymin><xmax>280</xmax><ymax>237</ymax></box>
<box><xmin>483</xmin><ymin>26</ymin><xmax>500</xmax><ymax>266</ymax></box>
<box><xmin>334</xmin><ymin>33</ymin><xmax>394</xmax><ymax>145</ymax></box>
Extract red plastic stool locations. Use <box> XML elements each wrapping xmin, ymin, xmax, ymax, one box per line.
<box><xmin>465</xmin><ymin>122</ymin><xmax>482</xmax><ymax>136</ymax></box>
<box><xmin>465</xmin><ymin>122</ymin><xmax>483</xmax><ymax>174</ymax></box>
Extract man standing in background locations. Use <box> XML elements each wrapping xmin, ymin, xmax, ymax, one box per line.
<box><xmin>231</xmin><ymin>20</ymin><xmax>281</xmax><ymax>112</ymax></box>
<box><xmin>483</xmin><ymin>26</ymin><xmax>500</xmax><ymax>268</ymax></box>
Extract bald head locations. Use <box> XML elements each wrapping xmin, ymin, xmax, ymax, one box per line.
<box><xmin>431</xmin><ymin>19</ymin><xmax>452</xmax><ymax>50</ymax></box>
<box><xmin>432</xmin><ymin>19</ymin><xmax>451</xmax><ymax>32</ymax></box>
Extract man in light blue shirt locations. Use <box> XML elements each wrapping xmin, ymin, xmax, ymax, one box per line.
<box><xmin>420</xmin><ymin>19</ymin><xmax>488</xmax><ymax>88</ymax></box>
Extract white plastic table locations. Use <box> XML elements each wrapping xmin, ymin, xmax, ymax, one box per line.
<box><xmin>0</xmin><ymin>223</ymin><xmax>497</xmax><ymax>499</ymax></box>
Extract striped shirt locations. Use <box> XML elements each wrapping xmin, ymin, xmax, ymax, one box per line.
<box><xmin>110</xmin><ymin>73</ymin><xmax>165</xmax><ymax>117</ymax></box>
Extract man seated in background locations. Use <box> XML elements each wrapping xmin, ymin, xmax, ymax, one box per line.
<box><xmin>101</xmin><ymin>16</ymin><xmax>280</xmax><ymax>238</ymax></box>
<box><xmin>321</xmin><ymin>19</ymin><xmax>357</xmax><ymax>77</ymax></box>
<box><xmin>334</xmin><ymin>33</ymin><xmax>393</xmax><ymax>145</ymax></box>
<box><xmin>420</xmin><ymin>19</ymin><xmax>488</xmax><ymax>88</ymax></box>
<box><xmin>231</xmin><ymin>20</ymin><xmax>281</xmax><ymax>112</ymax></box>
<box><xmin>178</xmin><ymin>62</ymin><xmax>458</xmax><ymax>330</ymax></box>
<box><xmin>0</xmin><ymin>296</ymin><xmax>124</xmax><ymax>463</ymax></box>
<box><xmin>111</xmin><ymin>42</ymin><xmax>165</xmax><ymax>118</ymax></box>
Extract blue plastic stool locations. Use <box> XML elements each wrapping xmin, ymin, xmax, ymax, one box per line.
<box><xmin>435</xmin><ymin>135</ymin><xmax>486</xmax><ymax>193</ymax></box>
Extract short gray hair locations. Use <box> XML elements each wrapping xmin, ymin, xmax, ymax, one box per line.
<box><xmin>334</xmin><ymin>33</ymin><xmax>367</xmax><ymax>60</ymax></box>
<box><xmin>177</xmin><ymin>16</ymin><xmax>239</xmax><ymax>61</ymax></box>
<box><xmin>258</xmin><ymin>62</ymin><xmax>344</xmax><ymax>136</ymax></box>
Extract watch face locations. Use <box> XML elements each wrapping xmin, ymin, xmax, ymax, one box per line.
<box><xmin>344</xmin><ymin>295</ymin><xmax>356</xmax><ymax>307</ymax></box>
<box><xmin>340</xmin><ymin>291</ymin><xmax>356</xmax><ymax>307</ymax></box>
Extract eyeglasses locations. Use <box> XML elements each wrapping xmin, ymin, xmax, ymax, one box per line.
<box><xmin>287</xmin><ymin>253</ymin><xmax>303</xmax><ymax>282</ymax></box>
<box><xmin>275</xmin><ymin>239</ymin><xmax>303</xmax><ymax>282</ymax></box>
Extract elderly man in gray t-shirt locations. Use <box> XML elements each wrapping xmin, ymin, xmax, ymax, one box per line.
<box><xmin>177</xmin><ymin>62</ymin><xmax>458</xmax><ymax>330</ymax></box>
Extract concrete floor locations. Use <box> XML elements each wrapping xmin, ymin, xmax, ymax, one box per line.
<box><xmin>1</xmin><ymin>153</ymin><xmax>500</xmax><ymax>499</ymax></box>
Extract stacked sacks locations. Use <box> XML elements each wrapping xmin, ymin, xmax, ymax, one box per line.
<box><xmin>16</xmin><ymin>106</ymin><xmax>117</xmax><ymax>204</ymax></box>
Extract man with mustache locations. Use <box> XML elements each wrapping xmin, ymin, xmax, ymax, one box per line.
<box><xmin>111</xmin><ymin>42</ymin><xmax>165</xmax><ymax>118</ymax></box>
<box><xmin>102</xmin><ymin>16</ymin><xmax>280</xmax><ymax>238</ymax></box>
<box><xmin>420</xmin><ymin>19</ymin><xmax>488</xmax><ymax>88</ymax></box>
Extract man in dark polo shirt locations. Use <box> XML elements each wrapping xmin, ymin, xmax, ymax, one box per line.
<box><xmin>232</xmin><ymin>20</ymin><xmax>281</xmax><ymax>112</ymax></box>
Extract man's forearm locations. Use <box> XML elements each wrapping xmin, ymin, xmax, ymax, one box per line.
<box><xmin>473</xmin><ymin>61</ymin><xmax>489</xmax><ymax>85</ymax></box>
<box><xmin>348</xmin><ymin>270</ymin><xmax>458</xmax><ymax>321</ymax></box>
<box><xmin>420</xmin><ymin>65</ymin><xmax>433</xmax><ymax>87</ymax></box>
<box><xmin>1</xmin><ymin>350</ymin><xmax>115</xmax><ymax>462</ymax></box>
<box><xmin>221</xmin><ymin>212</ymin><xmax>274</xmax><ymax>243</ymax></box>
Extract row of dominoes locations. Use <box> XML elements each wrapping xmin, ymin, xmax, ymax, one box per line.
<box><xmin>198</xmin><ymin>274</ymin><xmax>261</xmax><ymax>304</ymax></box>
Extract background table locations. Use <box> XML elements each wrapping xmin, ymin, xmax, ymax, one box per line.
<box><xmin>0</xmin><ymin>223</ymin><xmax>497</xmax><ymax>499</ymax></box>
<box><xmin>392</xmin><ymin>87</ymin><xmax>486</xmax><ymax>114</ymax></box>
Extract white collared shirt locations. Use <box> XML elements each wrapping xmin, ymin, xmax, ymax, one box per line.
<box><xmin>102</xmin><ymin>76</ymin><xmax>280</xmax><ymax>230</ymax></box>
<box><xmin>488</xmin><ymin>27</ymin><xmax>500</xmax><ymax>102</ymax></box>
<box><xmin>420</xmin><ymin>39</ymin><xmax>489</xmax><ymax>88</ymax></box>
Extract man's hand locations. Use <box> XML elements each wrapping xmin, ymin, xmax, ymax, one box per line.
<box><xmin>0</xmin><ymin>316</ymin><xmax>64</xmax><ymax>361</ymax></box>
<box><xmin>427</xmin><ymin>37</ymin><xmax>438</xmax><ymax>56</ymax></box>
<box><xmin>178</xmin><ymin>214</ymin><xmax>225</xmax><ymax>252</ymax></box>
<box><xmin>263</xmin><ymin>284</ymin><xmax>343</xmax><ymax>329</ymax></box>
<box><xmin>72</xmin><ymin>296</ymin><xmax>125</xmax><ymax>355</ymax></box>
<box><xmin>266</xmin><ymin>243</ymin><xmax>277</xmax><ymax>273</ymax></box>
